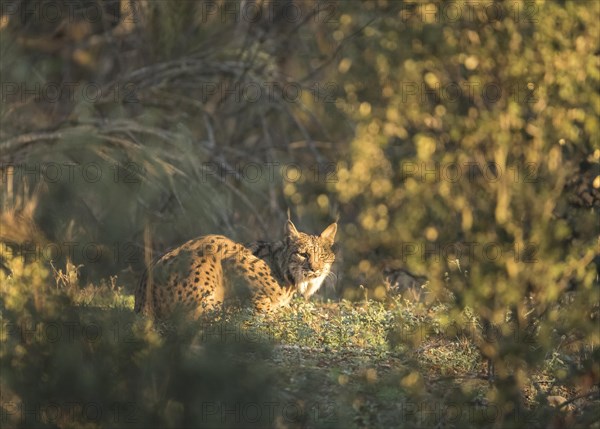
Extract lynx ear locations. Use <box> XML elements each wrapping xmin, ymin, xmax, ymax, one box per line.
<box><xmin>286</xmin><ymin>220</ymin><xmax>300</xmax><ymax>238</ymax></box>
<box><xmin>320</xmin><ymin>223</ymin><xmax>337</xmax><ymax>243</ymax></box>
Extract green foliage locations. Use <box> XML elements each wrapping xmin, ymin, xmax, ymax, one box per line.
<box><xmin>0</xmin><ymin>252</ymin><xmax>285</xmax><ymax>429</ymax></box>
<box><xmin>325</xmin><ymin>0</ymin><xmax>599</xmax><ymax>413</ymax></box>
<box><xmin>251</xmin><ymin>299</ymin><xmax>394</xmax><ymax>352</ymax></box>
<box><xmin>0</xmin><ymin>0</ymin><xmax>340</xmax><ymax>281</ymax></box>
<box><xmin>1</xmin><ymin>1</ymin><xmax>599</xmax><ymax>428</ymax></box>
<box><xmin>1</xmin><ymin>249</ymin><xmax>598</xmax><ymax>428</ymax></box>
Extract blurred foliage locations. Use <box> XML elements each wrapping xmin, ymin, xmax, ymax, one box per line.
<box><xmin>1</xmin><ymin>0</ymin><xmax>599</xmax><ymax>428</ymax></box>
<box><xmin>0</xmin><ymin>0</ymin><xmax>344</xmax><ymax>281</ymax></box>
<box><xmin>324</xmin><ymin>0</ymin><xmax>599</xmax><ymax>419</ymax></box>
<box><xmin>2</xmin><ymin>249</ymin><xmax>597</xmax><ymax>428</ymax></box>
<box><xmin>0</xmin><ymin>250</ymin><xmax>296</xmax><ymax>429</ymax></box>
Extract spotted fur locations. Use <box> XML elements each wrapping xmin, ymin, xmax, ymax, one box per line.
<box><xmin>135</xmin><ymin>221</ymin><xmax>337</xmax><ymax>318</ymax></box>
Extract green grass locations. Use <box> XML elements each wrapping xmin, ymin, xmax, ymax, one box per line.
<box><xmin>1</xmin><ymin>257</ymin><xmax>598</xmax><ymax>429</ymax></box>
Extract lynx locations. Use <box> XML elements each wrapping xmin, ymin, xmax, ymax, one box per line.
<box><xmin>134</xmin><ymin>220</ymin><xmax>337</xmax><ymax>318</ymax></box>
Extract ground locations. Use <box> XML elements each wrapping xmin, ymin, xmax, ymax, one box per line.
<box><xmin>1</xmin><ymin>265</ymin><xmax>598</xmax><ymax>429</ymax></box>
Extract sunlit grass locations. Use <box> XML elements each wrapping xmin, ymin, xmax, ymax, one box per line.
<box><xmin>1</xmin><ymin>249</ymin><xmax>597</xmax><ymax>428</ymax></box>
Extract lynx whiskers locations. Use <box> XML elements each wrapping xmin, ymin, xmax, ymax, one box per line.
<box><xmin>135</xmin><ymin>220</ymin><xmax>337</xmax><ymax>318</ymax></box>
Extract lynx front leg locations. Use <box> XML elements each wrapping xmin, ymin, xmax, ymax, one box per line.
<box><xmin>277</xmin><ymin>286</ymin><xmax>296</xmax><ymax>308</ymax></box>
<box><xmin>252</xmin><ymin>287</ymin><xmax>296</xmax><ymax>313</ymax></box>
<box><xmin>253</xmin><ymin>293</ymin><xmax>275</xmax><ymax>313</ymax></box>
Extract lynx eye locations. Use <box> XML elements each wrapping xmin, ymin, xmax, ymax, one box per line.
<box><xmin>296</xmin><ymin>252</ymin><xmax>309</xmax><ymax>259</ymax></box>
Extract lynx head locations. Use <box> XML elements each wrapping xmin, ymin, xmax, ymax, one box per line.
<box><xmin>284</xmin><ymin>220</ymin><xmax>337</xmax><ymax>299</ymax></box>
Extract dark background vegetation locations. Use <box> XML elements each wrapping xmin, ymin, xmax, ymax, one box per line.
<box><xmin>0</xmin><ymin>1</ymin><xmax>598</xmax><ymax>428</ymax></box>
